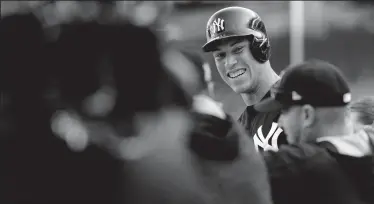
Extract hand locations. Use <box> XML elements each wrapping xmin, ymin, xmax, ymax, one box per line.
<box><xmin>192</xmin><ymin>94</ymin><xmax>226</xmax><ymax>119</ymax></box>
<box><xmin>51</xmin><ymin>110</ymin><xmax>90</xmax><ymax>152</ymax></box>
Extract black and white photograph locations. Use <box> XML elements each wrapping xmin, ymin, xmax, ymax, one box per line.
<box><xmin>1</xmin><ymin>1</ymin><xmax>373</xmax><ymax>204</ymax></box>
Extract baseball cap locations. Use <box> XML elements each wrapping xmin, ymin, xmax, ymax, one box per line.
<box><xmin>254</xmin><ymin>59</ymin><xmax>352</xmax><ymax>112</ymax></box>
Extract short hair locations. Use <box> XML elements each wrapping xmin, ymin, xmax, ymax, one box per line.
<box><xmin>349</xmin><ymin>96</ymin><xmax>374</xmax><ymax>125</ymax></box>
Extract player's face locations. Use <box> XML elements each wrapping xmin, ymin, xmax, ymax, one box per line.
<box><xmin>212</xmin><ymin>38</ymin><xmax>263</xmax><ymax>94</ymax></box>
<box><xmin>278</xmin><ymin>106</ymin><xmax>303</xmax><ymax>144</ymax></box>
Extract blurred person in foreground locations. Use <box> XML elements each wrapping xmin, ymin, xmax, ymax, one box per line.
<box><xmin>202</xmin><ymin>6</ymin><xmax>287</xmax><ymax>152</ymax></box>
<box><xmin>0</xmin><ymin>5</ymin><xmax>156</xmax><ymax>203</ymax></box>
<box><xmin>254</xmin><ymin>59</ymin><xmax>373</xmax><ymax>204</ymax></box>
<box><xmin>50</xmin><ymin>20</ymin><xmax>272</xmax><ymax>204</ymax></box>
<box><xmin>0</xmin><ymin>3</ymin><xmax>272</xmax><ymax>204</ymax></box>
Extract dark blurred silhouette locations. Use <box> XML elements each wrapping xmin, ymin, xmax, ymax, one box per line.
<box><xmin>0</xmin><ymin>7</ymin><xmax>190</xmax><ymax>203</ymax></box>
<box><xmin>1</xmin><ymin>3</ymin><xmax>272</xmax><ymax>204</ymax></box>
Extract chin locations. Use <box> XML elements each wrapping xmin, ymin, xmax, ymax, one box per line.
<box><xmin>286</xmin><ymin>132</ymin><xmax>298</xmax><ymax>144</ymax></box>
<box><xmin>231</xmin><ymin>86</ymin><xmax>246</xmax><ymax>94</ymax></box>
<box><xmin>232</xmin><ymin>84</ymin><xmax>253</xmax><ymax>94</ymax></box>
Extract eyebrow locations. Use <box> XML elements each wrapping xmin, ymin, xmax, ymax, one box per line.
<box><xmin>230</xmin><ymin>39</ymin><xmax>244</xmax><ymax>46</ymax></box>
<box><xmin>213</xmin><ymin>39</ymin><xmax>245</xmax><ymax>52</ymax></box>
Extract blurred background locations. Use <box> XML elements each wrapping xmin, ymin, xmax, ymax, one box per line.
<box><xmin>2</xmin><ymin>1</ymin><xmax>374</xmax><ymax>119</ymax></box>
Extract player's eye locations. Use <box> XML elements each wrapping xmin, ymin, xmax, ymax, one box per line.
<box><xmin>214</xmin><ymin>52</ymin><xmax>226</xmax><ymax>60</ymax></box>
<box><xmin>233</xmin><ymin>46</ymin><xmax>244</xmax><ymax>54</ymax></box>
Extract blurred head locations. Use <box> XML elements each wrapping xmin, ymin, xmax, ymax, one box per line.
<box><xmin>1</xmin><ymin>11</ymin><xmax>123</xmax><ymax>203</ymax></box>
<box><xmin>349</xmin><ymin>96</ymin><xmax>374</xmax><ymax>132</ymax></box>
<box><xmin>202</xmin><ymin>7</ymin><xmax>272</xmax><ymax>94</ymax></box>
<box><xmin>1</xmin><ymin>4</ymin><xmax>193</xmax><ymax>203</ymax></box>
<box><xmin>50</xmin><ymin>22</ymin><xmax>194</xmax><ymax>153</ymax></box>
<box><xmin>277</xmin><ymin>105</ymin><xmax>351</xmax><ymax>144</ymax></box>
<box><xmin>255</xmin><ymin>60</ymin><xmax>352</xmax><ymax>144</ymax></box>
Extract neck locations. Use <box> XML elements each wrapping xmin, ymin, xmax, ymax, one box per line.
<box><xmin>312</xmin><ymin>121</ymin><xmax>354</xmax><ymax>141</ymax></box>
<box><xmin>321</xmin><ymin>124</ymin><xmax>353</xmax><ymax>137</ymax></box>
<box><xmin>240</xmin><ymin>68</ymin><xmax>280</xmax><ymax>106</ymax></box>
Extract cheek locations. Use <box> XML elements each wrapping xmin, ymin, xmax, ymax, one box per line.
<box><xmin>350</xmin><ymin>114</ymin><xmax>365</xmax><ymax>132</ymax></box>
<box><xmin>240</xmin><ymin>47</ymin><xmax>256</xmax><ymax>65</ymax></box>
<box><xmin>283</xmin><ymin>112</ymin><xmax>302</xmax><ymax>137</ymax></box>
<box><xmin>238</xmin><ymin>50</ymin><xmax>262</xmax><ymax>78</ymax></box>
<box><xmin>215</xmin><ymin>62</ymin><xmax>226</xmax><ymax>77</ymax></box>
<box><xmin>350</xmin><ymin>112</ymin><xmax>362</xmax><ymax>126</ymax></box>
<box><xmin>283</xmin><ymin>115</ymin><xmax>294</xmax><ymax>132</ymax></box>
<box><xmin>291</xmin><ymin>110</ymin><xmax>303</xmax><ymax>128</ymax></box>
<box><xmin>354</xmin><ymin>124</ymin><xmax>364</xmax><ymax>133</ymax></box>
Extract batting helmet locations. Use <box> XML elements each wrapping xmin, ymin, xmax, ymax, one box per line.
<box><xmin>202</xmin><ymin>7</ymin><xmax>271</xmax><ymax>63</ymax></box>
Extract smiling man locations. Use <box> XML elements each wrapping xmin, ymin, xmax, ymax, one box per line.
<box><xmin>202</xmin><ymin>6</ymin><xmax>287</xmax><ymax>152</ymax></box>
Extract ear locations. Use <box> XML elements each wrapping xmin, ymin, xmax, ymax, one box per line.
<box><xmin>301</xmin><ymin>104</ymin><xmax>316</xmax><ymax>128</ymax></box>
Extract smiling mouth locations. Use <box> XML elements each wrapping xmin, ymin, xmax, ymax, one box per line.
<box><xmin>227</xmin><ymin>68</ymin><xmax>246</xmax><ymax>79</ymax></box>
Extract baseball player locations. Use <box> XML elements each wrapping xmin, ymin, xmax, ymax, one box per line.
<box><xmin>202</xmin><ymin>6</ymin><xmax>287</xmax><ymax>152</ymax></box>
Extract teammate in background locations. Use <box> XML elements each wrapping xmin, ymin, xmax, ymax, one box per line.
<box><xmin>255</xmin><ymin>59</ymin><xmax>373</xmax><ymax>204</ymax></box>
<box><xmin>202</xmin><ymin>6</ymin><xmax>287</xmax><ymax>152</ymax></box>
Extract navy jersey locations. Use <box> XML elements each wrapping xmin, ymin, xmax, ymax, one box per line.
<box><xmin>238</xmin><ymin>91</ymin><xmax>288</xmax><ymax>152</ymax></box>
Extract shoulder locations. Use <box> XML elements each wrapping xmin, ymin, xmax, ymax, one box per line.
<box><xmin>264</xmin><ymin>143</ymin><xmax>333</xmax><ymax>175</ymax></box>
<box><xmin>238</xmin><ymin>106</ymin><xmax>280</xmax><ymax>124</ymax></box>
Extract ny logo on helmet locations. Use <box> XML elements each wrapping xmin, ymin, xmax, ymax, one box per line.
<box><xmin>209</xmin><ymin>18</ymin><xmax>225</xmax><ymax>36</ymax></box>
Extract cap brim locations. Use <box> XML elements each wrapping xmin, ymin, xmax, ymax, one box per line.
<box><xmin>254</xmin><ymin>98</ymin><xmax>284</xmax><ymax>113</ymax></box>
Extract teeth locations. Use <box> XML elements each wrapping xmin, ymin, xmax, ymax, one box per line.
<box><xmin>228</xmin><ymin>69</ymin><xmax>245</xmax><ymax>78</ymax></box>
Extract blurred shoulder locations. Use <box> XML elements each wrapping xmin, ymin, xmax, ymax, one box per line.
<box><xmin>263</xmin><ymin>143</ymin><xmax>331</xmax><ymax>174</ymax></box>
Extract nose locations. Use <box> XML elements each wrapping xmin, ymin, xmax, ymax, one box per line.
<box><xmin>224</xmin><ymin>54</ymin><xmax>237</xmax><ymax>68</ymax></box>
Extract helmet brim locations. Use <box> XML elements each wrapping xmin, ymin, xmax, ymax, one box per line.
<box><xmin>202</xmin><ymin>29</ymin><xmax>262</xmax><ymax>52</ymax></box>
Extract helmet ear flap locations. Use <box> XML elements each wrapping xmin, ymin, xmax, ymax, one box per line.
<box><xmin>248</xmin><ymin>33</ymin><xmax>271</xmax><ymax>63</ymax></box>
<box><xmin>247</xmin><ymin>18</ymin><xmax>271</xmax><ymax>63</ymax></box>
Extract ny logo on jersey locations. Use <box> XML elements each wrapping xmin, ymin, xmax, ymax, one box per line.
<box><xmin>209</xmin><ymin>18</ymin><xmax>225</xmax><ymax>36</ymax></box>
<box><xmin>253</xmin><ymin>122</ymin><xmax>283</xmax><ymax>152</ymax></box>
